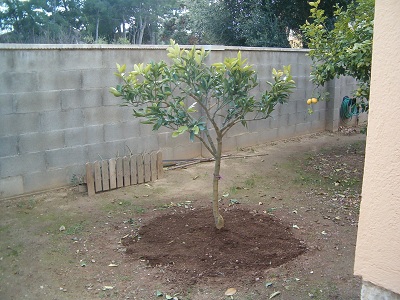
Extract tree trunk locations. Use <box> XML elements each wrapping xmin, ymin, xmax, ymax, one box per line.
<box><xmin>212</xmin><ymin>135</ymin><xmax>224</xmax><ymax>229</ymax></box>
<box><xmin>95</xmin><ymin>15</ymin><xmax>99</xmax><ymax>42</ymax></box>
<box><xmin>138</xmin><ymin>16</ymin><xmax>147</xmax><ymax>45</ymax></box>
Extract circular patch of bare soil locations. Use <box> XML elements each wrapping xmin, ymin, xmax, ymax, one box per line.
<box><xmin>124</xmin><ymin>208</ymin><xmax>306</xmax><ymax>285</ymax></box>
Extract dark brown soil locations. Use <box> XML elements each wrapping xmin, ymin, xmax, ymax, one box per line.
<box><xmin>124</xmin><ymin>208</ymin><xmax>306</xmax><ymax>286</ymax></box>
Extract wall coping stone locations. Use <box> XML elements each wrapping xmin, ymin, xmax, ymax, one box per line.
<box><xmin>0</xmin><ymin>43</ymin><xmax>310</xmax><ymax>53</ymax></box>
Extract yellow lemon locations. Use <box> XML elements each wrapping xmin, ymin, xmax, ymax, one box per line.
<box><xmin>311</xmin><ymin>97</ymin><xmax>318</xmax><ymax>104</ymax></box>
<box><xmin>307</xmin><ymin>98</ymin><xmax>312</xmax><ymax>105</ymax></box>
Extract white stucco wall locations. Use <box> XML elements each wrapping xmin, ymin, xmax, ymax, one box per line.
<box><xmin>354</xmin><ymin>0</ymin><xmax>400</xmax><ymax>295</ymax></box>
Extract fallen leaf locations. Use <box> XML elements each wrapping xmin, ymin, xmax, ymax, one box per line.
<box><xmin>108</xmin><ymin>264</ymin><xmax>118</xmax><ymax>267</ymax></box>
<box><xmin>269</xmin><ymin>291</ymin><xmax>281</xmax><ymax>299</ymax></box>
<box><xmin>225</xmin><ymin>288</ymin><xmax>237</xmax><ymax>296</ymax></box>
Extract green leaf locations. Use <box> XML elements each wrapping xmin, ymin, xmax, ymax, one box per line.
<box><xmin>116</xmin><ymin>63</ymin><xmax>126</xmax><ymax>73</ymax></box>
<box><xmin>109</xmin><ymin>87</ymin><xmax>121</xmax><ymax>97</ymax></box>
<box><xmin>178</xmin><ymin>125</ymin><xmax>188</xmax><ymax>133</ymax></box>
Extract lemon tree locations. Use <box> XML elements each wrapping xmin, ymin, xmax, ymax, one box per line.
<box><xmin>302</xmin><ymin>0</ymin><xmax>374</xmax><ymax>108</ymax></box>
<box><xmin>110</xmin><ymin>41</ymin><xmax>295</xmax><ymax>229</ymax></box>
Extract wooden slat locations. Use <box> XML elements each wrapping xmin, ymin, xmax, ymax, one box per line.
<box><xmin>116</xmin><ymin>157</ymin><xmax>123</xmax><ymax>188</ymax></box>
<box><xmin>123</xmin><ymin>156</ymin><xmax>131</xmax><ymax>186</ymax></box>
<box><xmin>130</xmin><ymin>155</ymin><xmax>138</xmax><ymax>185</ymax></box>
<box><xmin>157</xmin><ymin>151</ymin><xmax>163</xmax><ymax>179</ymax></box>
<box><xmin>144</xmin><ymin>153</ymin><xmax>151</xmax><ymax>182</ymax></box>
<box><xmin>150</xmin><ymin>152</ymin><xmax>158</xmax><ymax>181</ymax></box>
<box><xmin>109</xmin><ymin>158</ymin><xmax>117</xmax><ymax>190</ymax></box>
<box><xmin>94</xmin><ymin>161</ymin><xmax>102</xmax><ymax>192</ymax></box>
<box><xmin>86</xmin><ymin>150</ymin><xmax>162</xmax><ymax>195</ymax></box>
<box><xmin>86</xmin><ymin>162</ymin><xmax>95</xmax><ymax>196</ymax></box>
<box><xmin>137</xmin><ymin>155</ymin><xmax>144</xmax><ymax>184</ymax></box>
<box><xmin>101</xmin><ymin>160</ymin><xmax>110</xmax><ymax>191</ymax></box>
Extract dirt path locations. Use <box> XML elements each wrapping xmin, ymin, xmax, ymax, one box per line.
<box><xmin>0</xmin><ymin>131</ymin><xmax>365</xmax><ymax>300</ymax></box>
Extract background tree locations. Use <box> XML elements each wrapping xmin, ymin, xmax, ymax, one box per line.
<box><xmin>110</xmin><ymin>41</ymin><xmax>295</xmax><ymax>229</ymax></box>
<box><xmin>158</xmin><ymin>5</ymin><xmax>192</xmax><ymax>45</ymax></box>
<box><xmin>184</xmin><ymin>0</ymin><xmax>351</xmax><ymax>47</ymax></box>
<box><xmin>186</xmin><ymin>0</ymin><xmax>288</xmax><ymax>47</ymax></box>
<box><xmin>302</xmin><ymin>0</ymin><xmax>374</xmax><ymax>105</ymax></box>
<box><xmin>0</xmin><ymin>0</ymin><xmax>83</xmax><ymax>43</ymax></box>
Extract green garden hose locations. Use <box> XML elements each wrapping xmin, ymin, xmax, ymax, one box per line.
<box><xmin>340</xmin><ymin>96</ymin><xmax>359</xmax><ymax>120</ymax></box>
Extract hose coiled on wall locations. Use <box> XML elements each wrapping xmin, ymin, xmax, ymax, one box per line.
<box><xmin>340</xmin><ymin>96</ymin><xmax>359</xmax><ymax>120</ymax></box>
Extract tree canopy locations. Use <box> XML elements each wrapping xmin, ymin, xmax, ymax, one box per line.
<box><xmin>183</xmin><ymin>0</ymin><xmax>351</xmax><ymax>47</ymax></box>
<box><xmin>302</xmin><ymin>0</ymin><xmax>374</xmax><ymax>103</ymax></box>
<box><xmin>110</xmin><ymin>41</ymin><xmax>295</xmax><ymax>228</ymax></box>
<box><xmin>0</xmin><ymin>0</ymin><xmax>178</xmax><ymax>44</ymax></box>
<box><xmin>1</xmin><ymin>0</ymin><xmax>352</xmax><ymax>46</ymax></box>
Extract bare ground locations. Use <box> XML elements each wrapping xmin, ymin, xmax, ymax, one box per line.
<box><xmin>0</xmin><ymin>131</ymin><xmax>365</xmax><ymax>300</ymax></box>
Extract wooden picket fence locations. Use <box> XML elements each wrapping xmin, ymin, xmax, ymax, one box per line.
<box><xmin>85</xmin><ymin>151</ymin><xmax>163</xmax><ymax>196</ymax></box>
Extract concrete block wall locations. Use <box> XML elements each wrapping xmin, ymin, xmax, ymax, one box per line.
<box><xmin>0</xmin><ymin>44</ymin><xmax>357</xmax><ymax>198</ymax></box>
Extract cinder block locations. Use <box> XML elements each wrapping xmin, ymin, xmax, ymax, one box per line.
<box><xmin>19</xmin><ymin>131</ymin><xmax>65</xmax><ymax>153</ymax></box>
<box><xmin>103</xmin><ymin>88</ymin><xmax>122</xmax><ymax>106</ymax></box>
<box><xmin>295</xmin><ymin>122</ymin><xmax>312</xmax><ymax>135</ymax></box>
<box><xmin>0</xmin><ymin>113</ymin><xmax>40</xmax><ymax>137</ymax></box>
<box><xmin>23</xmin><ymin>169</ymin><xmax>67</xmax><ymax>194</ymax></box>
<box><xmin>61</xmin><ymin>88</ymin><xmax>103</xmax><ymax>110</ymax></box>
<box><xmin>104</xmin><ymin>121</ymin><xmax>141</xmax><ymax>142</ymax></box>
<box><xmin>172</xmin><ymin>142</ymin><xmax>201</xmax><ymax>160</ymax></box>
<box><xmin>236</xmin><ymin>132</ymin><xmax>259</xmax><ymax>149</ymax></box>
<box><xmin>64</xmin><ymin>127</ymin><xmax>85</xmax><ymax>147</ymax></box>
<box><xmin>0</xmin><ymin>176</ymin><xmax>23</xmax><ymax>198</ymax></box>
<box><xmin>86</xmin><ymin>141</ymin><xmax>127</xmax><ymax>162</ymax></box>
<box><xmin>58</xmin><ymin>50</ymin><xmax>103</xmax><ymax>70</ymax></box>
<box><xmin>220</xmin><ymin>136</ymin><xmax>238</xmax><ymax>153</ymax></box>
<box><xmin>82</xmin><ymin>68</ymin><xmax>115</xmax><ymax>89</ymax></box>
<box><xmin>40</xmin><ymin>109</ymin><xmax>84</xmax><ymax>131</ymax></box>
<box><xmin>15</xmin><ymin>91</ymin><xmax>61</xmax><ymax>113</ymax></box>
<box><xmin>257</xmin><ymin>127</ymin><xmax>279</xmax><ymax>144</ymax></box>
<box><xmin>45</xmin><ymin>146</ymin><xmax>87</xmax><ymax>169</ymax></box>
<box><xmin>2</xmin><ymin>72</ymin><xmax>38</xmax><ymax>93</ymax></box>
<box><xmin>13</xmin><ymin>50</ymin><xmax>58</xmax><ymax>72</ymax></box>
<box><xmin>0</xmin><ymin>152</ymin><xmax>46</xmax><ymax>177</ymax></box>
<box><xmin>83</xmin><ymin>106</ymin><xmax>126</xmax><ymax>126</ymax></box>
<box><xmin>269</xmin><ymin>117</ymin><xmax>279</xmax><ymax>129</ymax></box>
<box><xmin>0</xmin><ymin>94</ymin><xmax>14</xmax><ymax>115</ymax></box>
<box><xmin>37</xmin><ymin>70</ymin><xmax>82</xmax><ymax>91</ymax></box>
<box><xmin>137</xmin><ymin>134</ymin><xmax>160</xmax><ymax>154</ymax></box>
<box><xmin>120</xmin><ymin>137</ymin><xmax>141</xmax><ymax>156</ymax></box>
<box><xmin>278</xmin><ymin>114</ymin><xmax>290</xmax><ymax>127</ymax></box>
<box><xmin>277</xmin><ymin>124</ymin><xmax>296</xmax><ymax>140</ymax></box>
<box><xmin>0</xmin><ymin>136</ymin><xmax>18</xmax><ymax>157</ymax></box>
<box><xmin>0</xmin><ymin>51</ymin><xmax>14</xmax><ymax>71</ymax></box>
<box><xmin>86</xmin><ymin>125</ymin><xmax>105</xmax><ymax>145</ymax></box>
<box><xmin>64</xmin><ymin>125</ymin><xmax>104</xmax><ymax>147</ymax></box>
